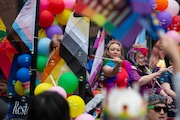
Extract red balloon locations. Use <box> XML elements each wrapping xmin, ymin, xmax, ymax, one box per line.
<box><xmin>168</xmin><ymin>15</ymin><xmax>180</xmax><ymax>31</ymax></box>
<box><xmin>49</xmin><ymin>0</ymin><xmax>65</xmax><ymax>14</ymax></box>
<box><xmin>39</xmin><ymin>10</ymin><xmax>54</xmax><ymax>28</ymax></box>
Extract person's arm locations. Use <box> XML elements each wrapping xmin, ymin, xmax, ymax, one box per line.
<box><xmin>137</xmin><ymin>72</ymin><xmax>159</xmax><ymax>86</ymax></box>
<box><xmin>160</xmin><ymin>34</ymin><xmax>180</xmax><ymax>120</ymax></box>
<box><xmin>102</xmin><ymin>58</ymin><xmax>122</xmax><ymax>77</ymax></box>
<box><xmin>138</xmin><ymin>68</ymin><xmax>168</xmax><ymax>86</ymax></box>
<box><xmin>159</xmin><ymin>89</ymin><xmax>173</xmax><ymax>104</ymax></box>
<box><xmin>161</xmin><ymin>82</ymin><xmax>176</xmax><ymax>99</ymax></box>
<box><xmin>160</xmin><ymin>35</ymin><xmax>180</xmax><ymax>73</ymax></box>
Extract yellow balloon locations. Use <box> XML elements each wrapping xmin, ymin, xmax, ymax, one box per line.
<box><xmin>56</xmin><ymin>9</ymin><xmax>72</xmax><ymax>25</ymax></box>
<box><xmin>38</xmin><ymin>28</ymin><xmax>47</xmax><ymax>39</ymax></box>
<box><xmin>34</xmin><ymin>83</ymin><xmax>53</xmax><ymax>96</ymax></box>
<box><xmin>67</xmin><ymin>95</ymin><xmax>85</xmax><ymax>118</ymax></box>
<box><xmin>14</xmin><ymin>80</ymin><xmax>25</xmax><ymax>96</ymax></box>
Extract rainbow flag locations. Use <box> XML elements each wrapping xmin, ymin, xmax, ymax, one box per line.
<box><xmin>0</xmin><ymin>18</ymin><xmax>6</xmax><ymax>41</ymax></box>
<box><xmin>0</xmin><ymin>38</ymin><xmax>18</xmax><ymax>80</ymax></box>
<box><xmin>41</xmin><ymin>46</ymin><xmax>71</xmax><ymax>84</ymax></box>
<box><xmin>12</xmin><ymin>0</ymin><xmax>37</xmax><ymax>51</ymax></box>
<box><xmin>75</xmin><ymin>0</ymin><xmax>152</xmax><ymax>48</ymax></box>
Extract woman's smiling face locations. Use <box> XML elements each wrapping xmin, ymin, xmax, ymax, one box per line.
<box><xmin>107</xmin><ymin>43</ymin><xmax>121</xmax><ymax>59</ymax></box>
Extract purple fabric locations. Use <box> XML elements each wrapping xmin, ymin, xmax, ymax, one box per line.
<box><xmin>131</xmin><ymin>68</ymin><xmax>162</xmax><ymax>96</ymax></box>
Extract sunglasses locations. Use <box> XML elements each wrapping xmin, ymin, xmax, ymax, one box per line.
<box><xmin>148</xmin><ymin>105</ymin><xmax>168</xmax><ymax>113</ymax></box>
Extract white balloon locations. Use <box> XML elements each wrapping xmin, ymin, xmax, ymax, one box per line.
<box><xmin>165</xmin><ymin>0</ymin><xmax>180</xmax><ymax>17</ymax></box>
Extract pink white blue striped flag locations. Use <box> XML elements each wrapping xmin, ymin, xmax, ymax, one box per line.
<box><xmin>89</xmin><ymin>29</ymin><xmax>105</xmax><ymax>88</ymax></box>
<box><xmin>12</xmin><ymin>0</ymin><xmax>37</xmax><ymax>51</ymax></box>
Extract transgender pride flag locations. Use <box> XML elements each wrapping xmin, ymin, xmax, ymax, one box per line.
<box><xmin>12</xmin><ymin>0</ymin><xmax>37</xmax><ymax>51</ymax></box>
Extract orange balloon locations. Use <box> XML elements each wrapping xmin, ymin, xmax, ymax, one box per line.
<box><xmin>155</xmin><ymin>0</ymin><xmax>168</xmax><ymax>11</ymax></box>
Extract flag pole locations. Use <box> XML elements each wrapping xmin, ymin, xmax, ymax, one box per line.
<box><xmin>30</xmin><ymin>0</ymin><xmax>40</xmax><ymax>96</ymax></box>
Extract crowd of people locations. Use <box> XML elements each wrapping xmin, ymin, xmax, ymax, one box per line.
<box><xmin>1</xmin><ymin>30</ymin><xmax>180</xmax><ymax>120</ymax></box>
<box><xmin>91</xmin><ymin>33</ymin><xmax>180</xmax><ymax>120</ymax></box>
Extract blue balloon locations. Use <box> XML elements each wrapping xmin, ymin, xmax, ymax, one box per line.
<box><xmin>17</xmin><ymin>54</ymin><xmax>32</xmax><ymax>68</ymax></box>
<box><xmin>38</xmin><ymin>37</ymin><xmax>51</xmax><ymax>55</ymax></box>
<box><xmin>16</xmin><ymin>68</ymin><xmax>30</xmax><ymax>83</ymax></box>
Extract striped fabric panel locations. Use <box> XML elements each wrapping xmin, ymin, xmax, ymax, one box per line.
<box><xmin>0</xmin><ymin>18</ymin><xmax>6</xmax><ymax>32</ymax></box>
<box><xmin>89</xmin><ymin>29</ymin><xmax>105</xmax><ymax>87</ymax></box>
<box><xmin>7</xmin><ymin>29</ymin><xmax>30</xmax><ymax>53</ymax></box>
<box><xmin>76</xmin><ymin>0</ymin><xmax>132</xmax><ymax>33</ymax></box>
<box><xmin>12</xmin><ymin>0</ymin><xmax>36</xmax><ymax>51</ymax></box>
<box><xmin>0</xmin><ymin>38</ymin><xmax>18</xmax><ymax>80</ymax></box>
<box><xmin>60</xmin><ymin>12</ymin><xmax>90</xmax><ymax>78</ymax></box>
<box><xmin>41</xmin><ymin>46</ymin><xmax>71</xmax><ymax>84</ymax></box>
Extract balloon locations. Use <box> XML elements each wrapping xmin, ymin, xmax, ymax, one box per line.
<box><xmin>56</xmin><ymin>9</ymin><xmax>71</xmax><ymax>25</ymax></box>
<box><xmin>36</xmin><ymin>55</ymin><xmax>48</xmax><ymax>72</ymax></box>
<box><xmin>38</xmin><ymin>28</ymin><xmax>47</xmax><ymax>39</ymax></box>
<box><xmin>37</xmin><ymin>37</ymin><xmax>51</xmax><ymax>55</ymax></box>
<box><xmin>58</xmin><ymin>72</ymin><xmax>78</xmax><ymax>94</ymax></box>
<box><xmin>17</xmin><ymin>54</ymin><xmax>32</xmax><ymax>68</ymax></box>
<box><xmin>48</xmin><ymin>0</ymin><xmax>65</xmax><ymax>14</ymax></box>
<box><xmin>156</xmin><ymin>11</ymin><xmax>172</xmax><ymax>28</ymax></box>
<box><xmin>39</xmin><ymin>10</ymin><xmax>54</xmax><ymax>28</ymax></box>
<box><xmin>14</xmin><ymin>80</ymin><xmax>25</xmax><ymax>96</ymax></box>
<box><xmin>155</xmin><ymin>0</ymin><xmax>168</xmax><ymax>11</ymax></box>
<box><xmin>63</xmin><ymin>0</ymin><xmax>76</xmax><ymax>9</ymax></box>
<box><xmin>75</xmin><ymin>113</ymin><xmax>95</xmax><ymax>120</ymax></box>
<box><xmin>67</xmin><ymin>95</ymin><xmax>85</xmax><ymax>118</ymax></box>
<box><xmin>40</xmin><ymin>0</ymin><xmax>49</xmax><ymax>13</ymax></box>
<box><xmin>165</xmin><ymin>0</ymin><xmax>180</xmax><ymax>17</ymax></box>
<box><xmin>168</xmin><ymin>15</ymin><xmax>180</xmax><ymax>31</ymax></box>
<box><xmin>34</xmin><ymin>83</ymin><xmax>53</xmax><ymax>95</ymax></box>
<box><xmin>46</xmin><ymin>25</ymin><xmax>63</xmax><ymax>39</ymax></box>
<box><xmin>166</xmin><ymin>30</ymin><xmax>180</xmax><ymax>44</ymax></box>
<box><xmin>16</xmin><ymin>68</ymin><xmax>30</xmax><ymax>83</ymax></box>
<box><xmin>149</xmin><ymin>0</ymin><xmax>156</xmax><ymax>10</ymax></box>
<box><xmin>49</xmin><ymin>86</ymin><xmax>67</xmax><ymax>98</ymax></box>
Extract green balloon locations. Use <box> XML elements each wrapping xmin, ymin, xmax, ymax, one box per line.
<box><xmin>36</xmin><ymin>55</ymin><xmax>48</xmax><ymax>72</ymax></box>
<box><xmin>58</xmin><ymin>72</ymin><xmax>79</xmax><ymax>94</ymax></box>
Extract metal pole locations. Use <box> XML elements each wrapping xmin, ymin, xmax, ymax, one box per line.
<box><xmin>30</xmin><ymin>0</ymin><xmax>39</xmax><ymax>96</ymax></box>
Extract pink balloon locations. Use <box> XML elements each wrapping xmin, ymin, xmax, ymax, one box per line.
<box><xmin>166</xmin><ymin>30</ymin><xmax>180</xmax><ymax>44</ymax></box>
<box><xmin>49</xmin><ymin>86</ymin><xmax>67</xmax><ymax>98</ymax></box>
<box><xmin>63</xmin><ymin>0</ymin><xmax>76</xmax><ymax>9</ymax></box>
<box><xmin>40</xmin><ymin>0</ymin><xmax>49</xmax><ymax>13</ymax></box>
<box><xmin>75</xmin><ymin>113</ymin><xmax>95</xmax><ymax>120</ymax></box>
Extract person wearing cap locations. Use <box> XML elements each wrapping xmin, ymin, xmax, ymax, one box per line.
<box><xmin>147</xmin><ymin>94</ymin><xmax>168</xmax><ymax>120</ymax></box>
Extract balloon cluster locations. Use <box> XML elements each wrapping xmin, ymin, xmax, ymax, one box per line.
<box><xmin>39</xmin><ymin>0</ymin><xmax>74</xmax><ymax>28</ymax></box>
<box><xmin>150</xmin><ymin>0</ymin><xmax>180</xmax><ymax>31</ymax></box>
<box><xmin>33</xmin><ymin>71</ymin><xmax>93</xmax><ymax>119</ymax></box>
<box><xmin>149</xmin><ymin>0</ymin><xmax>180</xmax><ymax>43</ymax></box>
<box><xmin>15</xmin><ymin>54</ymin><xmax>32</xmax><ymax>96</ymax></box>
<box><xmin>37</xmin><ymin>1</ymin><xmax>95</xmax><ymax>119</ymax></box>
<box><xmin>37</xmin><ymin>0</ymin><xmax>76</xmax><ymax>73</ymax></box>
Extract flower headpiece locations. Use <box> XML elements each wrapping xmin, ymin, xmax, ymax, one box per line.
<box><xmin>106</xmin><ymin>39</ymin><xmax>122</xmax><ymax>49</ymax></box>
<box><xmin>134</xmin><ymin>48</ymin><xmax>149</xmax><ymax>56</ymax></box>
<box><xmin>126</xmin><ymin>44</ymin><xmax>149</xmax><ymax>65</ymax></box>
